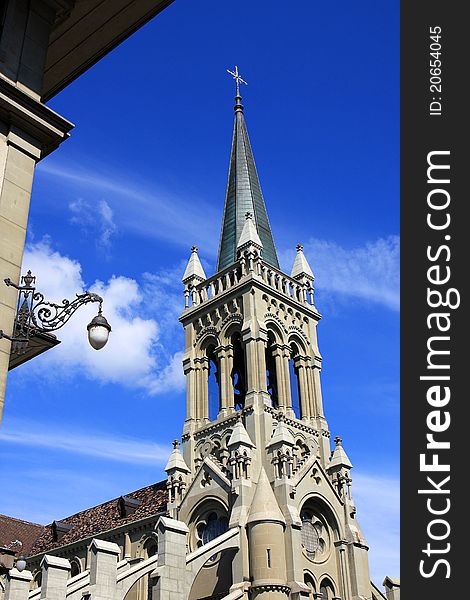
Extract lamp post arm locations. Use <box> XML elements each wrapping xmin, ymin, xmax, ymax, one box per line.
<box><xmin>0</xmin><ymin>271</ymin><xmax>107</xmax><ymax>356</ymax></box>
<box><xmin>30</xmin><ymin>291</ymin><xmax>104</xmax><ymax>333</ymax></box>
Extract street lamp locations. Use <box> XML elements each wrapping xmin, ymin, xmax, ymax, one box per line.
<box><xmin>15</xmin><ymin>556</ymin><xmax>26</xmax><ymax>572</ymax></box>
<box><xmin>0</xmin><ymin>270</ymin><xmax>111</xmax><ymax>355</ymax></box>
<box><xmin>87</xmin><ymin>313</ymin><xmax>112</xmax><ymax>350</ymax></box>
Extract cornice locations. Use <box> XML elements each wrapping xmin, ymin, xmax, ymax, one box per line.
<box><xmin>0</xmin><ymin>76</ymin><xmax>74</xmax><ymax>158</ymax></box>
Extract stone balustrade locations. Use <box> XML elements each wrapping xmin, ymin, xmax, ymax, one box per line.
<box><xmin>183</xmin><ymin>256</ymin><xmax>314</xmax><ymax>310</ymax></box>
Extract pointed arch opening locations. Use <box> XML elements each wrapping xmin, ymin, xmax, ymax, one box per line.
<box><xmin>207</xmin><ymin>345</ymin><xmax>220</xmax><ymax>421</ymax></box>
<box><xmin>70</xmin><ymin>559</ymin><xmax>81</xmax><ymax>578</ymax></box>
<box><xmin>265</xmin><ymin>331</ymin><xmax>279</xmax><ymax>408</ymax></box>
<box><xmin>319</xmin><ymin>578</ymin><xmax>336</xmax><ymax>600</ymax></box>
<box><xmin>32</xmin><ymin>571</ymin><xmax>42</xmax><ymax>590</ymax></box>
<box><xmin>304</xmin><ymin>573</ymin><xmax>317</xmax><ymax>600</ymax></box>
<box><xmin>289</xmin><ymin>342</ymin><xmax>301</xmax><ymax>418</ymax></box>
<box><xmin>231</xmin><ymin>332</ymin><xmax>246</xmax><ymax>410</ymax></box>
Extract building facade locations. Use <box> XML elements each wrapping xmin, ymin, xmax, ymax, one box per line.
<box><xmin>1</xmin><ymin>86</ymin><xmax>398</xmax><ymax>600</ymax></box>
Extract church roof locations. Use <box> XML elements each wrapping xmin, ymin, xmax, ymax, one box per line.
<box><xmin>216</xmin><ymin>93</ymin><xmax>279</xmax><ymax>272</ymax></box>
<box><xmin>0</xmin><ymin>514</ymin><xmax>44</xmax><ymax>556</ymax></box>
<box><xmin>28</xmin><ymin>481</ymin><xmax>168</xmax><ymax>557</ymax></box>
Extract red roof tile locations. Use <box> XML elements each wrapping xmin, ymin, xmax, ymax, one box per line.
<box><xmin>0</xmin><ymin>515</ymin><xmax>44</xmax><ymax>556</ymax></box>
<box><xmin>29</xmin><ymin>481</ymin><xmax>168</xmax><ymax>556</ymax></box>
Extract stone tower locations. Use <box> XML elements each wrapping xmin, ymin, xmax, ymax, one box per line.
<box><xmin>167</xmin><ymin>77</ymin><xmax>373</xmax><ymax>600</ymax></box>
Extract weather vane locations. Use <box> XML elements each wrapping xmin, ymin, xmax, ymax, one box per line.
<box><xmin>227</xmin><ymin>65</ymin><xmax>247</xmax><ymax>97</ymax></box>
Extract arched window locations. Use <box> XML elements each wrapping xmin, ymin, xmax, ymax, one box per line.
<box><xmin>207</xmin><ymin>345</ymin><xmax>220</xmax><ymax>421</ymax></box>
<box><xmin>70</xmin><ymin>559</ymin><xmax>81</xmax><ymax>578</ymax></box>
<box><xmin>289</xmin><ymin>343</ymin><xmax>301</xmax><ymax>418</ymax></box>
<box><xmin>143</xmin><ymin>537</ymin><xmax>158</xmax><ymax>600</ymax></box>
<box><xmin>32</xmin><ymin>571</ymin><xmax>42</xmax><ymax>589</ymax></box>
<box><xmin>265</xmin><ymin>332</ymin><xmax>279</xmax><ymax>408</ymax></box>
<box><xmin>231</xmin><ymin>333</ymin><xmax>246</xmax><ymax>410</ymax></box>
<box><xmin>319</xmin><ymin>578</ymin><xmax>335</xmax><ymax>600</ymax></box>
<box><xmin>143</xmin><ymin>537</ymin><xmax>158</xmax><ymax>558</ymax></box>
<box><xmin>304</xmin><ymin>574</ymin><xmax>316</xmax><ymax>600</ymax></box>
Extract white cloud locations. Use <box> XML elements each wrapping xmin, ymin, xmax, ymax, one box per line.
<box><xmin>21</xmin><ymin>240</ymin><xmax>185</xmax><ymax>394</ymax></box>
<box><xmin>280</xmin><ymin>236</ymin><xmax>400</xmax><ymax>311</ymax></box>
<box><xmin>144</xmin><ymin>350</ymin><xmax>185</xmax><ymax>395</ymax></box>
<box><xmin>39</xmin><ymin>160</ymin><xmax>219</xmax><ymax>253</ymax></box>
<box><xmin>69</xmin><ymin>198</ymin><xmax>117</xmax><ymax>252</ymax></box>
<box><xmin>0</xmin><ymin>419</ymin><xmax>170</xmax><ymax>465</ymax></box>
<box><xmin>353</xmin><ymin>472</ymin><xmax>400</xmax><ymax>585</ymax></box>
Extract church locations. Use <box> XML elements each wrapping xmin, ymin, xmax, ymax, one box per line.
<box><xmin>0</xmin><ymin>72</ymin><xmax>399</xmax><ymax>600</ymax></box>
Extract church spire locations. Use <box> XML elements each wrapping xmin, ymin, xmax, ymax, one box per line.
<box><xmin>216</xmin><ymin>67</ymin><xmax>280</xmax><ymax>272</ymax></box>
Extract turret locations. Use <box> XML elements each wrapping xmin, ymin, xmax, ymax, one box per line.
<box><xmin>182</xmin><ymin>246</ymin><xmax>206</xmax><ymax>308</ymax></box>
<box><xmin>246</xmin><ymin>468</ymin><xmax>289</xmax><ymax>600</ymax></box>
<box><xmin>266</xmin><ymin>416</ymin><xmax>295</xmax><ymax>481</ymax></box>
<box><xmin>237</xmin><ymin>212</ymin><xmax>263</xmax><ymax>274</ymax></box>
<box><xmin>165</xmin><ymin>440</ymin><xmax>190</xmax><ymax>517</ymax></box>
<box><xmin>291</xmin><ymin>244</ymin><xmax>315</xmax><ymax>305</ymax></box>
<box><xmin>227</xmin><ymin>416</ymin><xmax>255</xmax><ymax>483</ymax></box>
<box><xmin>327</xmin><ymin>436</ymin><xmax>371</xmax><ymax>596</ymax></box>
<box><xmin>327</xmin><ymin>435</ymin><xmax>353</xmax><ymax>501</ymax></box>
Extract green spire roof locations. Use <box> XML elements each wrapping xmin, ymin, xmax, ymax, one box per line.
<box><xmin>216</xmin><ymin>93</ymin><xmax>279</xmax><ymax>272</ymax></box>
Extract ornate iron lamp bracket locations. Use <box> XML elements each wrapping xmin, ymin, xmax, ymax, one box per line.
<box><xmin>0</xmin><ymin>270</ymin><xmax>104</xmax><ymax>355</ymax></box>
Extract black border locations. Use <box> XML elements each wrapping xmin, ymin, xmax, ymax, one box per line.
<box><xmin>401</xmin><ymin>3</ymin><xmax>465</xmax><ymax>597</ymax></box>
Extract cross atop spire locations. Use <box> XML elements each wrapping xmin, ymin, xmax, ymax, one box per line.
<box><xmin>227</xmin><ymin>65</ymin><xmax>248</xmax><ymax>98</ymax></box>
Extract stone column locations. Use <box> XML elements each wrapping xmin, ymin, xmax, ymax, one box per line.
<box><xmin>215</xmin><ymin>345</ymin><xmax>228</xmax><ymax>416</ymax></box>
<box><xmin>305</xmin><ymin>364</ymin><xmax>315</xmax><ymax>420</ymax></box>
<box><xmin>40</xmin><ymin>555</ymin><xmax>71</xmax><ymax>600</ymax></box>
<box><xmin>193</xmin><ymin>358</ymin><xmax>207</xmax><ymax>422</ymax></box>
<box><xmin>225</xmin><ymin>344</ymin><xmax>234</xmax><ymax>411</ymax></box>
<box><xmin>246</xmin><ymin>335</ymin><xmax>269</xmax><ymax>396</ymax></box>
<box><xmin>272</xmin><ymin>345</ymin><xmax>286</xmax><ymax>410</ymax></box>
<box><xmin>216</xmin><ymin>344</ymin><xmax>235</xmax><ymax>416</ymax></box>
<box><xmin>255</xmin><ymin>337</ymin><xmax>268</xmax><ymax>393</ymax></box>
<box><xmin>281</xmin><ymin>346</ymin><xmax>295</xmax><ymax>418</ymax></box>
<box><xmin>88</xmin><ymin>539</ymin><xmax>120</xmax><ymax>600</ymax></box>
<box><xmin>183</xmin><ymin>357</ymin><xmax>196</xmax><ymax>424</ymax></box>
<box><xmin>4</xmin><ymin>568</ymin><xmax>32</xmax><ymax>600</ymax></box>
<box><xmin>311</xmin><ymin>357</ymin><xmax>325</xmax><ymax>419</ymax></box>
<box><xmin>152</xmin><ymin>517</ymin><xmax>189</xmax><ymax>600</ymax></box>
<box><xmin>294</xmin><ymin>357</ymin><xmax>310</xmax><ymax>420</ymax></box>
<box><xmin>243</xmin><ymin>335</ymin><xmax>257</xmax><ymax>396</ymax></box>
<box><xmin>200</xmin><ymin>357</ymin><xmax>209</xmax><ymax>421</ymax></box>
<box><xmin>0</xmin><ymin>125</ymin><xmax>71</xmax><ymax>419</ymax></box>
<box><xmin>0</xmin><ymin>32</ymin><xmax>73</xmax><ymax>422</ymax></box>
<box><xmin>335</xmin><ymin>541</ymin><xmax>351</xmax><ymax>600</ymax></box>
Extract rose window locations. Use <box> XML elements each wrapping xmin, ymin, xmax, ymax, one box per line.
<box><xmin>300</xmin><ymin>510</ymin><xmax>329</xmax><ymax>562</ymax></box>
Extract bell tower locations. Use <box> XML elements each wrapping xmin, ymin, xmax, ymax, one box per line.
<box><xmin>167</xmin><ymin>69</ymin><xmax>373</xmax><ymax>600</ymax></box>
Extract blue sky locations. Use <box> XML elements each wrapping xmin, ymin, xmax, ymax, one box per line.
<box><xmin>0</xmin><ymin>0</ymin><xmax>399</xmax><ymax>585</ymax></box>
